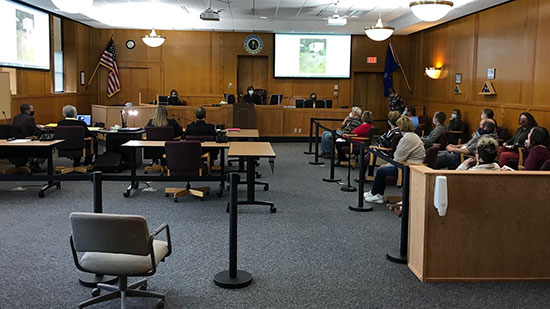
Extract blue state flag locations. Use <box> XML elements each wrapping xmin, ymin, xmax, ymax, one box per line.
<box><xmin>383</xmin><ymin>43</ymin><xmax>400</xmax><ymax>97</ymax></box>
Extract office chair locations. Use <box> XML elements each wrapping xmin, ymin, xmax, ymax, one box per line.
<box><xmin>185</xmin><ymin>135</ymin><xmax>219</xmax><ymax>171</ymax></box>
<box><xmin>253</xmin><ymin>89</ymin><xmax>267</xmax><ymax>105</ymax></box>
<box><xmin>164</xmin><ymin>140</ymin><xmax>211</xmax><ymax>202</ymax></box>
<box><xmin>54</xmin><ymin>126</ymin><xmax>93</xmax><ymax>174</ymax></box>
<box><xmin>69</xmin><ymin>212</ymin><xmax>171</xmax><ymax>309</ymax></box>
<box><xmin>144</xmin><ymin>126</ymin><xmax>176</xmax><ymax>175</ymax></box>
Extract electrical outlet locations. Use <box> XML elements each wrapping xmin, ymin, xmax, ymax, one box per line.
<box><xmin>294</xmin><ymin>128</ymin><xmax>297</xmax><ymax>133</ymax></box>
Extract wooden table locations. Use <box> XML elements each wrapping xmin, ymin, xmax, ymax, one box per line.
<box><xmin>227</xmin><ymin>141</ymin><xmax>277</xmax><ymax>213</ymax></box>
<box><xmin>97</xmin><ymin>129</ymin><xmax>146</xmax><ymax>168</ymax></box>
<box><xmin>226</xmin><ymin>129</ymin><xmax>259</xmax><ymax>140</ymax></box>
<box><xmin>0</xmin><ymin>139</ymin><xmax>64</xmax><ymax>197</ymax></box>
<box><xmin>121</xmin><ymin>140</ymin><xmax>231</xmax><ymax>197</ymax></box>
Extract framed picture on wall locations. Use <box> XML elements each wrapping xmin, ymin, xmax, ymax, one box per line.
<box><xmin>487</xmin><ymin>68</ymin><xmax>496</xmax><ymax>80</ymax></box>
<box><xmin>455</xmin><ymin>73</ymin><xmax>462</xmax><ymax>84</ymax></box>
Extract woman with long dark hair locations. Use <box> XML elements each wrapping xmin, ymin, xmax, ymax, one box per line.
<box><xmin>498</xmin><ymin>112</ymin><xmax>537</xmax><ymax>168</ymax></box>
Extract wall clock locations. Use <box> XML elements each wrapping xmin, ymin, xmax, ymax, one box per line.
<box><xmin>126</xmin><ymin>40</ymin><xmax>136</xmax><ymax>49</ymax></box>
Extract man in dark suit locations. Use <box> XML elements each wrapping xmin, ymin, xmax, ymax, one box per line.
<box><xmin>185</xmin><ymin>106</ymin><xmax>218</xmax><ymax>162</ymax></box>
<box><xmin>12</xmin><ymin>103</ymin><xmax>40</xmax><ymax>138</ymax></box>
<box><xmin>242</xmin><ymin>85</ymin><xmax>261</xmax><ymax>105</ymax></box>
<box><xmin>57</xmin><ymin>105</ymin><xmax>97</xmax><ymax>166</ymax></box>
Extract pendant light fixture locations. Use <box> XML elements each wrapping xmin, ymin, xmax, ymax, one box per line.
<box><xmin>365</xmin><ymin>11</ymin><xmax>394</xmax><ymax>42</ymax></box>
<box><xmin>410</xmin><ymin>1</ymin><xmax>454</xmax><ymax>22</ymax></box>
<box><xmin>52</xmin><ymin>0</ymin><xmax>94</xmax><ymax>14</ymax></box>
<box><xmin>142</xmin><ymin>29</ymin><xmax>166</xmax><ymax>48</ymax></box>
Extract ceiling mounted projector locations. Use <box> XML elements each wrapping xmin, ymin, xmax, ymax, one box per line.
<box><xmin>200</xmin><ymin>8</ymin><xmax>220</xmax><ymax>21</ymax></box>
<box><xmin>327</xmin><ymin>15</ymin><xmax>347</xmax><ymax>26</ymax></box>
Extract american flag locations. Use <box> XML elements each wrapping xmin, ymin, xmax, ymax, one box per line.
<box><xmin>99</xmin><ymin>38</ymin><xmax>120</xmax><ymax>97</ymax></box>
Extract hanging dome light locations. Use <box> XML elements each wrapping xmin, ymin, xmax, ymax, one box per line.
<box><xmin>364</xmin><ymin>15</ymin><xmax>394</xmax><ymax>42</ymax></box>
<box><xmin>410</xmin><ymin>1</ymin><xmax>453</xmax><ymax>22</ymax></box>
<box><xmin>52</xmin><ymin>0</ymin><xmax>94</xmax><ymax>14</ymax></box>
<box><xmin>142</xmin><ymin>29</ymin><xmax>166</xmax><ymax>48</ymax></box>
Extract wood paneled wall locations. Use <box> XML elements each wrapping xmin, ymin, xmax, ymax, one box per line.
<box><xmin>401</xmin><ymin>0</ymin><xmax>550</xmax><ymax>136</ymax></box>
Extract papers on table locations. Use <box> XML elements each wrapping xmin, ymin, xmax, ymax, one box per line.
<box><xmin>8</xmin><ymin>139</ymin><xmax>31</xmax><ymax>144</ymax></box>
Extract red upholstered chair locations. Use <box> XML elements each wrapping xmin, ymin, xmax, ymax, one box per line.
<box><xmin>164</xmin><ymin>140</ymin><xmax>210</xmax><ymax>202</ymax></box>
<box><xmin>144</xmin><ymin>126</ymin><xmax>175</xmax><ymax>175</ymax></box>
<box><xmin>54</xmin><ymin>126</ymin><xmax>93</xmax><ymax>174</ymax></box>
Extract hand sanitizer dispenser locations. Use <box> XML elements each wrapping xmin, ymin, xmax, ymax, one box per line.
<box><xmin>434</xmin><ymin>176</ymin><xmax>448</xmax><ymax>216</ymax></box>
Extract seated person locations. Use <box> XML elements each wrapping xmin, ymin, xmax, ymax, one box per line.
<box><xmin>57</xmin><ymin>105</ymin><xmax>97</xmax><ymax>166</ymax></box>
<box><xmin>242</xmin><ymin>85</ymin><xmax>261</xmax><ymax>105</ymax></box>
<box><xmin>498</xmin><ymin>112</ymin><xmax>537</xmax><ymax>168</ymax></box>
<box><xmin>522</xmin><ymin>126</ymin><xmax>550</xmax><ymax>170</ymax></box>
<box><xmin>447</xmin><ymin>109</ymin><xmax>463</xmax><ymax>131</ymax></box>
<box><xmin>12</xmin><ymin>103</ymin><xmax>41</xmax><ymax>138</ymax></box>
<box><xmin>185</xmin><ymin>106</ymin><xmax>218</xmax><ymax>162</ymax></box>
<box><xmin>456</xmin><ymin>136</ymin><xmax>500</xmax><ymax>170</ymax></box>
<box><xmin>421</xmin><ymin>111</ymin><xmax>447</xmax><ymax>147</ymax></box>
<box><xmin>403</xmin><ymin>105</ymin><xmax>419</xmax><ymax>129</ymax></box>
<box><xmin>168</xmin><ymin>89</ymin><xmax>186</xmax><ymax>105</ymax></box>
<box><xmin>146</xmin><ymin>105</ymin><xmax>183</xmax><ymax>138</ymax></box>
<box><xmin>309</xmin><ymin>92</ymin><xmax>318</xmax><ymax>106</ymax></box>
<box><xmin>377</xmin><ymin>111</ymin><xmax>402</xmax><ymax>149</ymax></box>
<box><xmin>476</xmin><ymin>108</ymin><xmax>498</xmax><ymax>136</ymax></box>
<box><xmin>335</xmin><ymin>111</ymin><xmax>373</xmax><ymax>163</ymax></box>
<box><xmin>435</xmin><ymin>119</ymin><xmax>497</xmax><ymax>170</ymax></box>
<box><xmin>364</xmin><ymin>116</ymin><xmax>426</xmax><ymax>204</ymax></box>
<box><xmin>320</xmin><ymin>106</ymin><xmax>363</xmax><ymax>158</ymax></box>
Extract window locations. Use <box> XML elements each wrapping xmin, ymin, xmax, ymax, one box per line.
<box><xmin>53</xmin><ymin>16</ymin><xmax>63</xmax><ymax>93</ymax></box>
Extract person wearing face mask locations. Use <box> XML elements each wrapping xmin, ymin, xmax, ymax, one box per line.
<box><xmin>421</xmin><ymin>111</ymin><xmax>447</xmax><ymax>147</ymax></box>
<box><xmin>319</xmin><ymin>106</ymin><xmax>362</xmax><ymax>158</ymax></box>
<box><xmin>403</xmin><ymin>105</ymin><xmax>419</xmax><ymax>129</ymax></box>
<box><xmin>243</xmin><ymin>85</ymin><xmax>261</xmax><ymax>104</ymax></box>
<box><xmin>435</xmin><ymin>119</ymin><xmax>497</xmax><ymax>169</ymax></box>
<box><xmin>12</xmin><ymin>103</ymin><xmax>41</xmax><ymax>138</ymax></box>
<box><xmin>309</xmin><ymin>92</ymin><xmax>318</xmax><ymax>104</ymax></box>
<box><xmin>447</xmin><ymin>109</ymin><xmax>463</xmax><ymax>131</ymax></box>
<box><xmin>376</xmin><ymin>111</ymin><xmax>402</xmax><ymax>149</ymax></box>
<box><xmin>168</xmin><ymin>89</ymin><xmax>185</xmax><ymax>105</ymax></box>
<box><xmin>497</xmin><ymin>112</ymin><xmax>537</xmax><ymax>168</ymax></box>
<box><xmin>476</xmin><ymin>108</ymin><xmax>498</xmax><ymax>135</ymax></box>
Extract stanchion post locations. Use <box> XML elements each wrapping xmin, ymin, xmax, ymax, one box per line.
<box><xmin>349</xmin><ymin>144</ymin><xmax>373</xmax><ymax>212</ymax></box>
<box><xmin>79</xmin><ymin>171</ymin><xmax>117</xmax><ymax>287</ymax></box>
<box><xmin>386</xmin><ymin>164</ymin><xmax>410</xmax><ymax>264</ymax></box>
<box><xmin>214</xmin><ymin>173</ymin><xmax>253</xmax><ymax>288</ymax></box>
<box><xmin>341</xmin><ymin>137</ymin><xmax>357</xmax><ymax>192</ymax></box>
<box><xmin>323</xmin><ymin>130</ymin><xmax>341</xmax><ymax>183</ymax></box>
<box><xmin>309</xmin><ymin>121</ymin><xmax>323</xmax><ymax>165</ymax></box>
<box><xmin>304</xmin><ymin>118</ymin><xmax>314</xmax><ymax>154</ymax></box>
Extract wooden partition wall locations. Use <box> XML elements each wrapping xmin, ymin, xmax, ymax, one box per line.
<box><xmin>401</xmin><ymin>0</ymin><xmax>550</xmax><ymax>136</ymax></box>
<box><xmin>408</xmin><ymin>165</ymin><xmax>550</xmax><ymax>282</ymax></box>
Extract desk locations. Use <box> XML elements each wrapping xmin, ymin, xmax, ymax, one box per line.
<box><xmin>226</xmin><ymin>129</ymin><xmax>259</xmax><ymax>140</ymax></box>
<box><xmin>121</xmin><ymin>140</ymin><xmax>230</xmax><ymax>198</ymax></box>
<box><xmin>97</xmin><ymin>129</ymin><xmax>145</xmax><ymax>168</ymax></box>
<box><xmin>0</xmin><ymin>139</ymin><xmax>64</xmax><ymax>197</ymax></box>
<box><xmin>227</xmin><ymin>142</ymin><xmax>276</xmax><ymax>213</ymax></box>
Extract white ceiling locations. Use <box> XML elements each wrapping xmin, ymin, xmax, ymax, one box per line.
<box><xmin>23</xmin><ymin>0</ymin><xmax>511</xmax><ymax>35</ymax></box>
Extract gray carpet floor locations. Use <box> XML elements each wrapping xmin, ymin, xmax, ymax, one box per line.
<box><xmin>1</xmin><ymin>143</ymin><xmax>549</xmax><ymax>308</ymax></box>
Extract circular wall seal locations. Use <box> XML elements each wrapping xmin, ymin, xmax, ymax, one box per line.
<box><xmin>244</xmin><ymin>35</ymin><xmax>263</xmax><ymax>54</ymax></box>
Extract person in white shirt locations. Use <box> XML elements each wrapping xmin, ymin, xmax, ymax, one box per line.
<box><xmin>456</xmin><ymin>135</ymin><xmax>501</xmax><ymax>171</ymax></box>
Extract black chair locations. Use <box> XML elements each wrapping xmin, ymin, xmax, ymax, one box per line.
<box><xmin>54</xmin><ymin>126</ymin><xmax>93</xmax><ymax>174</ymax></box>
<box><xmin>253</xmin><ymin>89</ymin><xmax>268</xmax><ymax>105</ymax></box>
<box><xmin>269</xmin><ymin>94</ymin><xmax>283</xmax><ymax>105</ymax></box>
<box><xmin>144</xmin><ymin>126</ymin><xmax>175</xmax><ymax>175</ymax></box>
<box><xmin>296</xmin><ymin>99</ymin><xmax>305</xmax><ymax>108</ymax></box>
<box><xmin>164</xmin><ymin>140</ymin><xmax>211</xmax><ymax>202</ymax></box>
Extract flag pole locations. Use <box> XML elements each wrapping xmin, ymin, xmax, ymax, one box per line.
<box><xmin>389</xmin><ymin>41</ymin><xmax>412</xmax><ymax>94</ymax></box>
<box><xmin>86</xmin><ymin>34</ymin><xmax>115</xmax><ymax>88</ymax></box>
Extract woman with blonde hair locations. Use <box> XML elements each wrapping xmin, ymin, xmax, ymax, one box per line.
<box><xmin>146</xmin><ymin>105</ymin><xmax>183</xmax><ymax>138</ymax></box>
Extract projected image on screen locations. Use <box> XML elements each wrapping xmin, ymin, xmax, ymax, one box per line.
<box><xmin>0</xmin><ymin>0</ymin><xmax>50</xmax><ymax>70</ymax></box>
<box><xmin>300</xmin><ymin>39</ymin><xmax>326</xmax><ymax>74</ymax></box>
<box><xmin>16</xmin><ymin>10</ymin><xmax>36</xmax><ymax>63</ymax></box>
<box><xmin>274</xmin><ymin>34</ymin><xmax>351</xmax><ymax>78</ymax></box>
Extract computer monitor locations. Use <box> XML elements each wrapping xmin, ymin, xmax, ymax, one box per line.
<box><xmin>77</xmin><ymin>114</ymin><xmax>92</xmax><ymax>126</ymax></box>
<box><xmin>158</xmin><ymin>96</ymin><xmax>169</xmax><ymax>105</ymax></box>
<box><xmin>315</xmin><ymin>100</ymin><xmax>332</xmax><ymax>108</ymax></box>
<box><xmin>269</xmin><ymin>94</ymin><xmax>282</xmax><ymax>105</ymax></box>
<box><xmin>325</xmin><ymin>100</ymin><xmax>333</xmax><ymax>108</ymax></box>
<box><xmin>304</xmin><ymin>100</ymin><xmax>314</xmax><ymax>108</ymax></box>
<box><xmin>295</xmin><ymin>99</ymin><xmax>305</xmax><ymax>108</ymax></box>
<box><xmin>224</xmin><ymin>94</ymin><xmax>236</xmax><ymax>104</ymax></box>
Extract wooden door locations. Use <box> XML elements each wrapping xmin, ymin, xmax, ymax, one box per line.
<box><xmin>237</xmin><ymin>56</ymin><xmax>268</xmax><ymax>96</ymax></box>
<box><xmin>353</xmin><ymin>72</ymin><xmax>386</xmax><ymax>120</ymax></box>
<box><xmin>99</xmin><ymin>66</ymin><xmax>161</xmax><ymax>105</ymax></box>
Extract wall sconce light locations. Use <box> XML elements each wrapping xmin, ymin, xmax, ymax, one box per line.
<box><xmin>425</xmin><ymin>66</ymin><xmax>443</xmax><ymax>79</ymax></box>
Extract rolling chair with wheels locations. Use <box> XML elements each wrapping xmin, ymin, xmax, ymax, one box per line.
<box><xmin>54</xmin><ymin>126</ymin><xmax>93</xmax><ymax>174</ymax></box>
<box><xmin>144</xmin><ymin>126</ymin><xmax>175</xmax><ymax>175</ymax></box>
<box><xmin>69</xmin><ymin>212</ymin><xmax>172</xmax><ymax>309</ymax></box>
<box><xmin>164</xmin><ymin>140</ymin><xmax>211</xmax><ymax>202</ymax></box>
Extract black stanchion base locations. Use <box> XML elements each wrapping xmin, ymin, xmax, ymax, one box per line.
<box><xmin>322</xmin><ymin>178</ymin><xmax>341</xmax><ymax>182</ymax></box>
<box><xmin>386</xmin><ymin>250</ymin><xmax>408</xmax><ymax>264</ymax></box>
<box><xmin>309</xmin><ymin>161</ymin><xmax>324</xmax><ymax>165</ymax></box>
<box><xmin>214</xmin><ymin>270</ymin><xmax>253</xmax><ymax>289</ymax></box>
<box><xmin>79</xmin><ymin>272</ymin><xmax>118</xmax><ymax>288</ymax></box>
<box><xmin>349</xmin><ymin>205</ymin><xmax>373</xmax><ymax>212</ymax></box>
<box><xmin>340</xmin><ymin>185</ymin><xmax>357</xmax><ymax>192</ymax></box>
<box><xmin>304</xmin><ymin>151</ymin><xmax>315</xmax><ymax>155</ymax></box>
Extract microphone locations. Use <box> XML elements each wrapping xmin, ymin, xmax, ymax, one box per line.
<box><xmin>2</xmin><ymin>111</ymin><xmax>10</xmax><ymax>125</ymax></box>
<box><xmin>171</xmin><ymin>113</ymin><xmax>182</xmax><ymax>126</ymax></box>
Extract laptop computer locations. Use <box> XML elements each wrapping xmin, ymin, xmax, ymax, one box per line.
<box><xmin>77</xmin><ymin>114</ymin><xmax>92</xmax><ymax>126</ymax></box>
